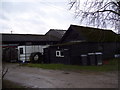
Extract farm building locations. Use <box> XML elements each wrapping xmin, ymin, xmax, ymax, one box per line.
<box><xmin>2</xmin><ymin>29</ymin><xmax>66</xmax><ymax>62</ymax></box>
<box><xmin>44</xmin><ymin>25</ymin><xmax>120</xmax><ymax>65</ymax></box>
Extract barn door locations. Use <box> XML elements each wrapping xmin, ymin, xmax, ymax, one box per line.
<box><xmin>2</xmin><ymin>47</ymin><xmax>18</xmax><ymax>62</ymax></box>
<box><xmin>64</xmin><ymin>49</ymin><xmax>71</xmax><ymax>64</ymax></box>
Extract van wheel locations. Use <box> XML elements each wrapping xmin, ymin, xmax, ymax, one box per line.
<box><xmin>30</xmin><ymin>52</ymin><xmax>42</xmax><ymax>63</ymax></box>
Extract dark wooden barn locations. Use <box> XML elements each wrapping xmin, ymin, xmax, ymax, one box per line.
<box><xmin>44</xmin><ymin>25</ymin><xmax>120</xmax><ymax>65</ymax></box>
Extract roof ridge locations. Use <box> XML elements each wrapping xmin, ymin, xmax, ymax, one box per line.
<box><xmin>70</xmin><ymin>24</ymin><xmax>115</xmax><ymax>33</ymax></box>
<box><xmin>1</xmin><ymin>33</ymin><xmax>44</xmax><ymax>36</ymax></box>
<box><xmin>49</xmin><ymin>29</ymin><xmax>66</xmax><ymax>31</ymax></box>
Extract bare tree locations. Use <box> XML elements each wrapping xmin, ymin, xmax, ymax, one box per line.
<box><xmin>69</xmin><ymin>0</ymin><xmax>120</xmax><ymax>33</ymax></box>
<box><xmin>2</xmin><ymin>63</ymin><xmax>8</xmax><ymax>80</ymax></box>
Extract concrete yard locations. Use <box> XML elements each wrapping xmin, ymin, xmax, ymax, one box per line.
<box><xmin>4</xmin><ymin>63</ymin><xmax>118</xmax><ymax>88</ymax></box>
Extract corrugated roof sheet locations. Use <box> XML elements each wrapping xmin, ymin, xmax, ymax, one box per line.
<box><xmin>45</xmin><ymin>29</ymin><xmax>66</xmax><ymax>40</ymax></box>
<box><xmin>62</xmin><ymin>25</ymin><xmax>119</xmax><ymax>42</ymax></box>
<box><xmin>2</xmin><ymin>33</ymin><xmax>59</xmax><ymax>42</ymax></box>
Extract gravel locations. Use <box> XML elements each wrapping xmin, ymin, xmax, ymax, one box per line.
<box><xmin>4</xmin><ymin>63</ymin><xmax>118</xmax><ymax>88</ymax></box>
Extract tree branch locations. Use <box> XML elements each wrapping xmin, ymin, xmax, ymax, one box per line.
<box><xmin>2</xmin><ymin>68</ymin><xmax>8</xmax><ymax>79</ymax></box>
<box><xmin>69</xmin><ymin>1</ymin><xmax>76</xmax><ymax>10</ymax></box>
<box><xmin>96</xmin><ymin>10</ymin><xmax>120</xmax><ymax>16</ymax></box>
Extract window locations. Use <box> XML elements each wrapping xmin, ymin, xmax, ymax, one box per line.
<box><xmin>61</xmin><ymin>51</ymin><xmax>64</xmax><ymax>56</ymax></box>
<box><xmin>56</xmin><ymin>50</ymin><xmax>64</xmax><ymax>57</ymax></box>
<box><xmin>20</xmin><ymin>48</ymin><xmax>23</xmax><ymax>54</ymax></box>
<box><xmin>56</xmin><ymin>51</ymin><xmax>60</xmax><ymax>57</ymax></box>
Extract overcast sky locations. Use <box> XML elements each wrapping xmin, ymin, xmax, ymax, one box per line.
<box><xmin>1</xmin><ymin>0</ymin><xmax>118</xmax><ymax>34</ymax></box>
<box><xmin>0</xmin><ymin>0</ymin><xmax>81</xmax><ymax>34</ymax></box>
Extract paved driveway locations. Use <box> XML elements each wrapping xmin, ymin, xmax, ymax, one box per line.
<box><xmin>4</xmin><ymin>63</ymin><xmax>118</xmax><ymax>88</ymax></box>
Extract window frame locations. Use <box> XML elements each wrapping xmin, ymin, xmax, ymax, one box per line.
<box><xmin>56</xmin><ymin>50</ymin><xmax>64</xmax><ymax>57</ymax></box>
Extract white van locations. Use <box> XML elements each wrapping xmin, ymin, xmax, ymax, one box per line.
<box><xmin>18</xmin><ymin>45</ymin><xmax>49</xmax><ymax>62</ymax></box>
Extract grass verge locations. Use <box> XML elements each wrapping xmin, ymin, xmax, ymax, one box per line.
<box><xmin>22</xmin><ymin>59</ymin><xmax>119</xmax><ymax>72</ymax></box>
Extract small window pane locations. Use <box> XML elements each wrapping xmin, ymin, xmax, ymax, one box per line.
<box><xmin>56</xmin><ymin>51</ymin><xmax>60</xmax><ymax>57</ymax></box>
<box><xmin>20</xmin><ymin>48</ymin><xmax>23</xmax><ymax>54</ymax></box>
<box><xmin>61</xmin><ymin>51</ymin><xmax>64</xmax><ymax>56</ymax></box>
<box><xmin>57</xmin><ymin>52</ymin><xmax>60</xmax><ymax>55</ymax></box>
